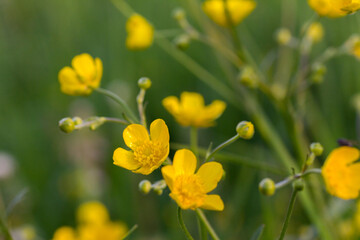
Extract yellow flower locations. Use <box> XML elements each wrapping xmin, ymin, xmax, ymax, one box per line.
<box><xmin>202</xmin><ymin>0</ymin><xmax>256</xmax><ymax>27</ymax></box>
<box><xmin>77</xmin><ymin>201</ymin><xmax>109</xmax><ymax>226</ymax></box>
<box><xmin>162</xmin><ymin>149</ymin><xmax>224</xmax><ymax>211</ymax></box>
<box><xmin>77</xmin><ymin>222</ymin><xmax>127</xmax><ymax>240</ymax></box>
<box><xmin>53</xmin><ymin>227</ymin><xmax>77</xmax><ymax>240</ymax></box>
<box><xmin>113</xmin><ymin>119</ymin><xmax>169</xmax><ymax>175</ymax></box>
<box><xmin>162</xmin><ymin>92</ymin><xmax>226</xmax><ymax>128</ymax></box>
<box><xmin>305</xmin><ymin>22</ymin><xmax>324</xmax><ymax>43</ymax></box>
<box><xmin>58</xmin><ymin>53</ymin><xmax>103</xmax><ymax>96</ymax></box>
<box><xmin>126</xmin><ymin>14</ymin><xmax>154</xmax><ymax>50</ymax></box>
<box><xmin>322</xmin><ymin>146</ymin><xmax>360</xmax><ymax>199</ymax></box>
<box><xmin>307</xmin><ymin>0</ymin><xmax>360</xmax><ymax>17</ymax></box>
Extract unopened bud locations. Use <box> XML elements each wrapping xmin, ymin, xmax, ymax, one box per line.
<box><xmin>154</xmin><ymin>188</ymin><xmax>163</xmax><ymax>195</ymax></box>
<box><xmin>306</xmin><ymin>22</ymin><xmax>324</xmax><ymax>43</ymax></box>
<box><xmin>72</xmin><ymin>117</ymin><xmax>83</xmax><ymax>126</ymax></box>
<box><xmin>174</xmin><ymin>34</ymin><xmax>191</xmax><ymax>50</ymax></box>
<box><xmin>293</xmin><ymin>179</ymin><xmax>304</xmax><ymax>191</ymax></box>
<box><xmin>311</xmin><ymin>63</ymin><xmax>327</xmax><ymax>84</ymax></box>
<box><xmin>238</xmin><ymin>66</ymin><xmax>258</xmax><ymax>88</ymax></box>
<box><xmin>139</xmin><ymin>180</ymin><xmax>152</xmax><ymax>194</ymax></box>
<box><xmin>172</xmin><ymin>8</ymin><xmax>186</xmax><ymax>21</ymax></box>
<box><xmin>259</xmin><ymin>178</ymin><xmax>276</xmax><ymax>196</ymax></box>
<box><xmin>310</xmin><ymin>142</ymin><xmax>324</xmax><ymax>156</ymax></box>
<box><xmin>59</xmin><ymin>117</ymin><xmax>75</xmax><ymax>133</ymax></box>
<box><xmin>236</xmin><ymin>121</ymin><xmax>255</xmax><ymax>139</ymax></box>
<box><xmin>305</xmin><ymin>152</ymin><xmax>315</xmax><ymax>166</ymax></box>
<box><xmin>89</xmin><ymin>117</ymin><xmax>106</xmax><ymax>131</ymax></box>
<box><xmin>276</xmin><ymin>28</ymin><xmax>292</xmax><ymax>45</ymax></box>
<box><xmin>138</xmin><ymin>77</ymin><xmax>152</xmax><ymax>90</ymax></box>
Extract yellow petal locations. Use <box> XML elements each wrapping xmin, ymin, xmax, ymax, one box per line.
<box><xmin>58</xmin><ymin>66</ymin><xmax>89</xmax><ymax>96</ymax></box>
<box><xmin>52</xmin><ymin>226</ymin><xmax>77</xmax><ymax>240</ymax></box>
<box><xmin>196</xmin><ymin>162</ymin><xmax>223</xmax><ymax>192</ymax></box>
<box><xmin>199</xmin><ymin>100</ymin><xmax>226</xmax><ymax>126</ymax></box>
<box><xmin>92</xmin><ymin>57</ymin><xmax>103</xmax><ymax>89</ymax></box>
<box><xmin>113</xmin><ymin>147</ymin><xmax>140</xmax><ymax>170</ymax></box>
<box><xmin>201</xmin><ymin>194</ymin><xmax>224</xmax><ymax>211</ymax></box>
<box><xmin>173</xmin><ymin>149</ymin><xmax>197</xmax><ymax>175</ymax></box>
<box><xmin>123</xmin><ymin>124</ymin><xmax>149</xmax><ymax>149</ymax></box>
<box><xmin>77</xmin><ymin>201</ymin><xmax>109</xmax><ymax>225</ymax></box>
<box><xmin>161</xmin><ymin>165</ymin><xmax>176</xmax><ymax>191</ymax></box>
<box><xmin>162</xmin><ymin>96</ymin><xmax>180</xmax><ymax>116</ymax></box>
<box><xmin>181</xmin><ymin>92</ymin><xmax>205</xmax><ymax>113</ymax></box>
<box><xmin>150</xmin><ymin>119</ymin><xmax>170</xmax><ymax>144</ymax></box>
<box><xmin>71</xmin><ymin>53</ymin><xmax>96</xmax><ymax>82</ymax></box>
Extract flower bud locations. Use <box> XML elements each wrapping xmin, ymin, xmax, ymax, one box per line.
<box><xmin>72</xmin><ymin>116</ymin><xmax>83</xmax><ymax>126</ymax></box>
<box><xmin>238</xmin><ymin>66</ymin><xmax>258</xmax><ymax>88</ymax></box>
<box><xmin>139</xmin><ymin>180</ymin><xmax>152</xmax><ymax>194</ymax></box>
<box><xmin>310</xmin><ymin>142</ymin><xmax>324</xmax><ymax>156</ymax></box>
<box><xmin>174</xmin><ymin>34</ymin><xmax>191</xmax><ymax>50</ymax></box>
<box><xmin>154</xmin><ymin>188</ymin><xmax>163</xmax><ymax>195</ymax></box>
<box><xmin>259</xmin><ymin>178</ymin><xmax>276</xmax><ymax>196</ymax></box>
<box><xmin>172</xmin><ymin>8</ymin><xmax>186</xmax><ymax>21</ymax></box>
<box><xmin>89</xmin><ymin>117</ymin><xmax>106</xmax><ymax>131</ymax></box>
<box><xmin>138</xmin><ymin>77</ymin><xmax>152</xmax><ymax>90</ymax></box>
<box><xmin>59</xmin><ymin>117</ymin><xmax>75</xmax><ymax>133</ymax></box>
<box><xmin>306</xmin><ymin>22</ymin><xmax>324</xmax><ymax>43</ymax></box>
<box><xmin>293</xmin><ymin>179</ymin><xmax>305</xmax><ymax>191</ymax></box>
<box><xmin>236</xmin><ymin>121</ymin><xmax>255</xmax><ymax>139</ymax></box>
<box><xmin>310</xmin><ymin>63</ymin><xmax>327</xmax><ymax>84</ymax></box>
<box><xmin>305</xmin><ymin>152</ymin><xmax>315</xmax><ymax>166</ymax></box>
<box><xmin>276</xmin><ymin>28</ymin><xmax>292</xmax><ymax>45</ymax></box>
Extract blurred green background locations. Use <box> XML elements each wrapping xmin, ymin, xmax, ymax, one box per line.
<box><xmin>1</xmin><ymin>0</ymin><xmax>360</xmax><ymax>239</ymax></box>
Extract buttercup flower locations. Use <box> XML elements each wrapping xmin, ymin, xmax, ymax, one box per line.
<box><xmin>52</xmin><ymin>201</ymin><xmax>128</xmax><ymax>240</ymax></box>
<box><xmin>322</xmin><ymin>146</ymin><xmax>360</xmax><ymax>199</ymax></box>
<box><xmin>113</xmin><ymin>119</ymin><xmax>169</xmax><ymax>175</ymax></box>
<box><xmin>307</xmin><ymin>0</ymin><xmax>360</xmax><ymax>18</ymax></box>
<box><xmin>126</xmin><ymin>14</ymin><xmax>154</xmax><ymax>50</ymax></box>
<box><xmin>202</xmin><ymin>0</ymin><xmax>256</xmax><ymax>27</ymax></box>
<box><xmin>58</xmin><ymin>53</ymin><xmax>103</xmax><ymax>96</ymax></box>
<box><xmin>305</xmin><ymin>22</ymin><xmax>324</xmax><ymax>43</ymax></box>
<box><xmin>161</xmin><ymin>149</ymin><xmax>224</xmax><ymax>211</ymax></box>
<box><xmin>162</xmin><ymin>92</ymin><xmax>226</xmax><ymax>128</ymax></box>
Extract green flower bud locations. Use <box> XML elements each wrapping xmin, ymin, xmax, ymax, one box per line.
<box><xmin>236</xmin><ymin>121</ymin><xmax>255</xmax><ymax>139</ymax></box>
<box><xmin>259</xmin><ymin>178</ymin><xmax>276</xmax><ymax>196</ymax></box>
<box><xmin>59</xmin><ymin>117</ymin><xmax>75</xmax><ymax>133</ymax></box>
<box><xmin>276</xmin><ymin>28</ymin><xmax>292</xmax><ymax>45</ymax></box>
<box><xmin>154</xmin><ymin>188</ymin><xmax>163</xmax><ymax>195</ymax></box>
<box><xmin>139</xmin><ymin>180</ymin><xmax>152</xmax><ymax>194</ymax></box>
<box><xmin>172</xmin><ymin>8</ymin><xmax>186</xmax><ymax>21</ymax></box>
<box><xmin>293</xmin><ymin>179</ymin><xmax>305</xmax><ymax>191</ymax></box>
<box><xmin>138</xmin><ymin>77</ymin><xmax>152</xmax><ymax>90</ymax></box>
<box><xmin>72</xmin><ymin>116</ymin><xmax>83</xmax><ymax>126</ymax></box>
<box><xmin>238</xmin><ymin>66</ymin><xmax>258</xmax><ymax>88</ymax></box>
<box><xmin>174</xmin><ymin>34</ymin><xmax>191</xmax><ymax>50</ymax></box>
<box><xmin>89</xmin><ymin>117</ymin><xmax>106</xmax><ymax>131</ymax></box>
<box><xmin>305</xmin><ymin>152</ymin><xmax>315</xmax><ymax>166</ymax></box>
<box><xmin>311</xmin><ymin>63</ymin><xmax>327</xmax><ymax>84</ymax></box>
<box><xmin>310</xmin><ymin>142</ymin><xmax>324</xmax><ymax>156</ymax></box>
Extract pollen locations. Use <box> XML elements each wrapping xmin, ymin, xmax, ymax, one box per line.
<box><xmin>172</xmin><ymin>175</ymin><xmax>206</xmax><ymax>209</ymax></box>
<box><xmin>133</xmin><ymin>141</ymin><xmax>164</xmax><ymax>167</ymax></box>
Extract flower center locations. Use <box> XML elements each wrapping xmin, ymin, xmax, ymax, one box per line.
<box><xmin>172</xmin><ymin>175</ymin><xmax>206</xmax><ymax>209</ymax></box>
<box><xmin>133</xmin><ymin>140</ymin><xmax>164</xmax><ymax>167</ymax></box>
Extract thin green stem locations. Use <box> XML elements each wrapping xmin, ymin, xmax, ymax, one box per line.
<box><xmin>178</xmin><ymin>207</ymin><xmax>195</xmax><ymax>240</ymax></box>
<box><xmin>198</xmin><ymin>216</ymin><xmax>208</xmax><ymax>240</ymax></box>
<box><xmin>205</xmin><ymin>134</ymin><xmax>240</xmax><ymax>162</ymax></box>
<box><xmin>136</xmin><ymin>89</ymin><xmax>147</xmax><ymax>127</ymax></box>
<box><xmin>278</xmin><ymin>189</ymin><xmax>299</xmax><ymax>240</ymax></box>
<box><xmin>196</xmin><ymin>209</ymin><xmax>220</xmax><ymax>240</ymax></box>
<box><xmin>122</xmin><ymin>224</ymin><xmax>138</xmax><ymax>240</ymax></box>
<box><xmin>109</xmin><ymin>0</ymin><xmax>134</xmax><ymax>17</ymax></box>
<box><xmin>190</xmin><ymin>126</ymin><xmax>199</xmax><ymax>159</ymax></box>
<box><xmin>94</xmin><ymin>88</ymin><xmax>139</xmax><ymax>123</ymax></box>
<box><xmin>75</xmin><ymin>117</ymin><xmax>129</xmax><ymax>130</ymax></box>
<box><xmin>275</xmin><ymin>168</ymin><xmax>322</xmax><ymax>190</ymax></box>
<box><xmin>0</xmin><ymin>216</ymin><xmax>13</xmax><ymax>240</ymax></box>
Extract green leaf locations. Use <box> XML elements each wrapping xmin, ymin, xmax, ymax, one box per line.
<box><xmin>250</xmin><ymin>224</ymin><xmax>265</xmax><ymax>240</ymax></box>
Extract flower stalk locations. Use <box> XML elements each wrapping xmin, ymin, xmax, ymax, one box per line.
<box><xmin>178</xmin><ymin>207</ymin><xmax>195</xmax><ymax>240</ymax></box>
<box><xmin>196</xmin><ymin>209</ymin><xmax>220</xmax><ymax>240</ymax></box>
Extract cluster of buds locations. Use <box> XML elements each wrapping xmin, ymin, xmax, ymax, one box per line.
<box><xmin>139</xmin><ymin>179</ymin><xmax>167</xmax><ymax>195</ymax></box>
<box><xmin>59</xmin><ymin>116</ymin><xmax>107</xmax><ymax>133</ymax></box>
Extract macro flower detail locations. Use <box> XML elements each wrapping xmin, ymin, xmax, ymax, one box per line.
<box><xmin>113</xmin><ymin>119</ymin><xmax>169</xmax><ymax>175</ymax></box>
<box><xmin>162</xmin><ymin>149</ymin><xmax>224</xmax><ymax>211</ymax></box>
<box><xmin>58</xmin><ymin>53</ymin><xmax>103</xmax><ymax>96</ymax></box>
<box><xmin>162</xmin><ymin>92</ymin><xmax>226</xmax><ymax>128</ymax></box>
<box><xmin>126</xmin><ymin>14</ymin><xmax>154</xmax><ymax>50</ymax></box>
<box><xmin>307</xmin><ymin>0</ymin><xmax>360</xmax><ymax>18</ymax></box>
<box><xmin>322</xmin><ymin>146</ymin><xmax>360</xmax><ymax>200</ymax></box>
<box><xmin>52</xmin><ymin>201</ymin><xmax>128</xmax><ymax>240</ymax></box>
<box><xmin>202</xmin><ymin>0</ymin><xmax>256</xmax><ymax>27</ymax></box>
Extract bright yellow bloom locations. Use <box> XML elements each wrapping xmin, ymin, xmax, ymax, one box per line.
<box><xmin>322</xmin><ymin>146</ymin><xmax>360</xmax><ymax>199</ymax></box>
<box><xmin>162</xmin><ymin>149</ymin><xmax>224</xmax><ymax>211</ymax></box>
<box><xmin>77</xmin><ymin>201</ymin><xmax>109</xmax><ymax>226</ymax></box>
<box><xmin>162</xmin><ymin>92</ymin><xmax>226</xmax><ymax>128</ymax></box>
<box><xmin>202</xmin><ymin>0</ymin><xmax>256</xmax><ymax>27</ymax></box>
<box><xmin>126</xmin><ymin>14</ymin><xmax>154</xmax><ymax>50</ymax></box>
<box><xmin>113</xmin><ymin>119</ymin><xmax>169</xmax><ymax>175</ymax></box>
<box><xmin>53</xmin><ymin>227</ymin><xmax>77</xmax><ymax>240</ymax></box>
<box><xmin>307</xmin><ymin>0</ymin><xmax>360</xmax><ymax>18</ymax></box>
<box><xmin>305</xmin><ymin>22</ymin><xmax>324</xmax><ymax>43</ymax></box>
<box><xmin>58</xmin><ymin>53</ymin><xmax>103</xmax><ymax>96</ymax></box>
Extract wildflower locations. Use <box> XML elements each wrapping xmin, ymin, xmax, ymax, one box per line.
<box><xmin>322</xmin><ymin>146</ymin><xmax>360</xmax><ymax>199</ymax></box>
<box><xmin>161</xmin><ymin>149</ymin><xmax>224</xmax><ymax>211</ymax></box>
<box><xmin>162</xmin><ymin>92</ymin><xmax>226</xmax><ymax>128</ymax></box>
<box><xmin>305</xmin><ymin>22</ymin><xmax>324</xmax><ymax>43</ymax></box>
<box><xmin>113</xmin><ymin>119</ymin><xmax>169</xmax><ymax>175</ymax></box>
<box><xmin>345</xmin><ymin>35</ymin><xmax>360</xmax><ymax>60</ymax></box>
<box><xmin>307</xmin><ymin>0</ymin><xmax>360</xmax><ymax>18</ymax></box>
<box><xmin>276</xmin><ymin>28</ymin><xmax>292</xmax><ymax>45</ymax></box>
<box><xmin>52</xmin><ymin>226</ymin><xmax>77</xmax><ymax>240</ymax></box>
<box><xmin>236</xmin><ymin>121</ymin><xmax>254</xmax><ymax>139</ymax></box>
<box><xmin>58</xmin><ymin>53</ymin><xmax>103</xmax><ymax>96</ymax></box>
<box><xmin>202</xmin><ymin>0</ymin><xmax>256</xmax><ymax>27</ymax></box>
<box><xmin>126</xmin><ymin>14</ymin><xmax>154</xmax><ymax>50</ymax></box>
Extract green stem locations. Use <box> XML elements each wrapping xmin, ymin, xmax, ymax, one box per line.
<box><xmin>122</xmin><ymin>224</ymin><xmax>138</xmax><ymax>240</ymax></box>
<box><xmin>178</xmin><ymin>207</ymin><xmax>195</xmax><ymax>240</ymax></box>
<box><xmin>0</xmin><ymin>216</ymin><xmax>13</xmax><ymax>240</ymax></box>
<box><xmin>198</xmin><ymin>215</ymin><xmax>208</xmax><ymax>240</ymax></box>
<box><xmin>74</xmin><ymin>117</ymin><xmax>129</xmax><ymax>130</ymax></box>
<box><xmin>94</xmin><ymin>88</ymin><xmax>139</xmax><ymax>123</ymax></box>
<box><xmin>278</xmin><ymin>189</ymin><xmax>299</xmax><ymax>240</ymax></box>
<box><xmin>190</xmin><ymin>126</ymin><xmax>199</xmax><ymax>158</ymax></box>
<box><xmin>205</xmin><ymin>134</ymin><xmax>240</xmax><ymax>162</ymax></box>
<box><xmin>109</xmin><ymin>0</ymin><xmax>134</xmax><ymax>17</ymax></box>
<box><xmin>275</xmin><ymin>168</ymin><xmax>322</xmax><ymax>190</ymax></box>
<box><xmin>196</xmin><ymin>209</ymin><xmax>220</xmax><ymax>240</ymax></box>
<box><xmin>136</xmin><ymin>89</ymin><xmax>147</xmax><ymax>127</ymax></box>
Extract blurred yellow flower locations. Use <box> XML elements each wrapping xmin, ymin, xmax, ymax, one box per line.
<box><xmin>52</xmin><ymin>201</ymin><xmax>128</xmax><ymax>240</ymax></box>
<box><xmin>162</xmin><ymin>149</ymin><xmax>224</xmax><ymax>211</ymax></box>
<box><xmin>305</xmin><ymin>22</ymin><xmax>324</xmax><ymax>43</ymax></box>
<box><xmin>113</xmin><ymin>119</ymin><xmax>169</xmax><ymax>175</ymax></box>
<box><xmin>126</xmin><ymin>14</ymin><xmax>154</xmax><ymax>50</ymax></box>
<box><xmin>162</xmin><ymin>92</ymin><xmax>226</xmax><ymax>128</ymax></box>
<box><xmin>322</xmin><ymin>146</ymin><xmax>360</xmax><ymax>199</ymax></box>
<box><xmin>202</xmin><ymin>0</ymin><xmax>256</xmax><ymax>27</ymax></box>
<box><xmin>307</xmin><ymin>0</ymin><xmax>360</xmax><ymax>18</ymax></box>
<box><xmin>58</xmin><ymin>53</ymin><xmax>103</xmax><ymax>96</ymax></box>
